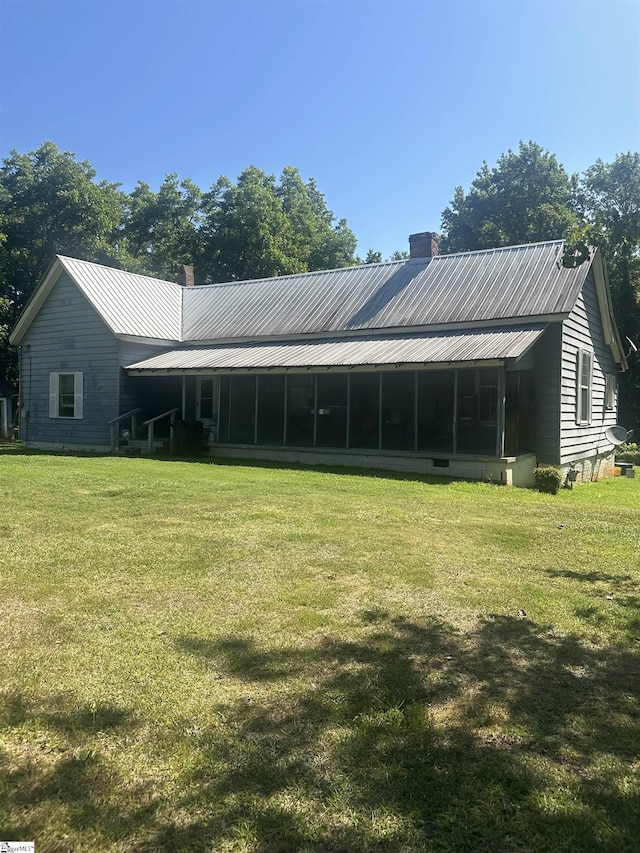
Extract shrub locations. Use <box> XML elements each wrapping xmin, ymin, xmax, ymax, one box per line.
<box><xmin>615</xmin><ymin>442</ymin><xmax>640</xmax><ymax>466</ymax></box>
<box><xmin>533</xmin><ymin>466</ymin><xmax>563</xmax><ymax>494</ymax></box>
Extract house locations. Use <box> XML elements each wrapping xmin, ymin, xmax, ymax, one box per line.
<box><xmin>8</xmin><ymin>232</ymin><xmax>628</xmax><ymax>486</ymax></box>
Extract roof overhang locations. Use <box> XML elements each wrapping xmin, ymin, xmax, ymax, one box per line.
<box><xmin>591</xmin><ymin>250</ymin><xmax>628</xmax><ymax>371</ymax></box>
<box><xmin>8</xmin><ymin>257</ymin><xmax>63</xmax><ymax>346</ymax></box>
<box><xmin>125</xmin><ymin>325</ymin><xmax>547</xmax><ymax>375</ymax></box>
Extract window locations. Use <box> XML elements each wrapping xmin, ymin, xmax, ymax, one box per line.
<box><xmin>49</xmin><ymin>372</ymin><xmax>83</xmax><ymax>419</ymax></box>
<box><xmin>576</xmin><ymin>350</ymin><xmax>593</xmax><ymax>425</ymax></box>
<box><xmin>456</xmin><ymin>368</ymin><xmax>499</xmax><ymax>455</ymax></box>
<box><xmin>605</xmin><ymin>374</ymin><xmax>616</xmax><ymax>411</ymax></box>
<box><xmin>197</xmin><ymin>378</ymin><xmax>216</xmax><ymax>419</ymax></box>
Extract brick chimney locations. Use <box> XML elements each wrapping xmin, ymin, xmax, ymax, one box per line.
<box><xmin>177</xmin><ymin>264</ymin><xmax>195</xmax><ymax>287</ymax></box>
<box><xmin>409</xmin><ymin>231</ymin><xmax>439</xmax><ymax>259</ymax></box>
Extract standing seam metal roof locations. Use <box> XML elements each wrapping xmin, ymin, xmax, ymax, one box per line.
<box><xmin>57</xmin><ymin>256</ymin><xmax>183</xmax><ymax>340</ymax></box>
<box><xmin>181</xmin><ymin>240</ymin><xmax>590</xmax><ymax>341</ymax></box>
<box><xmin>125</xmin><ymin>325</ymin><xmax>547</xmax><ymax>372</ymax></box>
<box><xmin>36</xmin><ymin>242</ymin><xmax>590</xmax><ymax>347</ymax></box>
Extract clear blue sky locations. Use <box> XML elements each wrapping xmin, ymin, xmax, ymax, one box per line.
<box><xmin>1</xmin><ymin>0</ymin><xmax>638</xmax><ymax>260</ymax></box>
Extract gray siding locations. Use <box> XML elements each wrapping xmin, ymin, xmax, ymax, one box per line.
<box><xmin>533</xmin><ymin>324</ymin><xmax>562</xmax><ymax>464</ymax></box>
<box><xmin>117</xmin><ymin>340</ymin><xmax>182</xmax><ymax>419</ymax></box>
<box><xmin>19</xmin><ymin>273</ymin><xmax>119</xmax><ymax>448</ymax></box>
<box><xmin>560</xmin><ymin>271</ymin><xmax>620</xmax><ymax>463</ymax></box>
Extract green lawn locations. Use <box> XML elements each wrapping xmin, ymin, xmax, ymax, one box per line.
<box><xmin>1</xmin><ymin>449</ymin><xmax>639</xmax><ymax>852</ymax></box>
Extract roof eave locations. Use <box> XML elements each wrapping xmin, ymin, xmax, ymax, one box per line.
<box><xmin>591</xmin><ymin>250</ymin><xmax>628</xmax><ymax>371</ymax></box>
<box><xmin>116</xmin><ymin>334</ymin><xmax>182</xmax><ymax>347</ymax></box>
<box><xmin>183</xmin><ymin>313</ymin><xmax>567</xmax><ymax>348</ymax></box>
<box><xmin>8</xmin><ymin>256</ymin><xmax>64</xmax><ymax>346</ymax></box>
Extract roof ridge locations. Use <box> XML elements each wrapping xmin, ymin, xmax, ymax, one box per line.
<box><xmin>190</xmin><ymin>258</ymin><xmax>411</xmax><ymax>291</ymax></box>
<box><xmin>56</xmin><ymin>255</ymin><xmax>180</xmax><ymax>288</ymax></box>
<box><xmin>434</xmin><ymin>239</ymin><xmax>565</xmax><ymax>260</ymax></box>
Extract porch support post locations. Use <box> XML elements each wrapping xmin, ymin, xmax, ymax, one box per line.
<box><xmin>497</xmin><ymin>364</ymin><xmax>506</xmax><ymax>457</ymax></box>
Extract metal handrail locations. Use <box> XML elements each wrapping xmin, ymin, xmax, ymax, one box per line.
<box><xmin>108</xmin><ymin>408</ymin><xmax>142</xmax><ymax>453</ymax></box>
<box><xmin>143</xmin><ymin>408</ymin><xmax>179</xmax><ymax>454</ymax></box>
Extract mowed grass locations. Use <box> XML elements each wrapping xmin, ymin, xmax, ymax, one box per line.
<box><xmin>0</xmin><ymin>450</ymin><xmax>638</xmax><ymax>853</ymax></box>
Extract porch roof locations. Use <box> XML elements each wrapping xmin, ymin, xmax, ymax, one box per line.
<box><xmin>125</xmin><ymin>324</ymin><xmax>546</xmax><ymax>374</ymax></box>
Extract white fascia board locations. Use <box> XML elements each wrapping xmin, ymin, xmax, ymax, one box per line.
<box><xmin>125</xmin><ymin>359</ymin><xmax>507</xmax><ymax>377</ymax></box>
<box><xmin>592</xmin><ymin>250</ymin><xmax>628</xmax><ymax>371</ymax></box>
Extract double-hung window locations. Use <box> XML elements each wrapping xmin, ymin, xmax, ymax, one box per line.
<box><xmin>49</xmin><ymin>372</ymin><xmax>83</xmax><ymax>419</ymax></box>
<box><xmin>576</xmin><ymin>350</ymin><xmax>593</xmax><ymax>425</ymax></box>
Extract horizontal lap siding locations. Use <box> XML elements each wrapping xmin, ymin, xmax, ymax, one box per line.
<box><xmin>560</xmin><ymin>272</ymin><xmax>619</xmax><ymax>463</ymax></box>
<box><xmin>533</xmin><ymin>324</ymin><xmax>562</xmax><ymax>464</ymax></box>
<box><xmin>20</xmin><ymin>273</ymin><xmax>119</xmax><ymax>447</ymax></box>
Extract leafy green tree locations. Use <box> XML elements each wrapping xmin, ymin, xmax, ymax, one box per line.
<box><xmin>278</xmin><ymin>167</ymin><xmax>356</xmax><ymax>271</ymax></box>
<box><xmin>440</xmin><ymin>141</ymin><xmax>578</xmax><ymax>253</ymax></box>
<box><xmin>362</xmin><ymin>249</ymin><xmax>383</xmax><ymax>264</ymax></box>
<box><xmin>388</xmin><ymin>249</ymin><xmax>409</xmax><ymax>261</ymax></box>
<box><xmin>0</xmin><ymin>144</ymin><xmax>359</xmax><ymax>382</ymax></box>
<box><xmin>123</xmin><ymin>174</ymin><xmax>202</xmax><ymax>278</ymax></box>
<box><xmin>0</xmin><ymin>141</ymin><xmax>124</xmax><ymax>381</ymax></box>
<box><xmin>199</xmin><ymin>166</ymin><xmax>298</xmax><ymax>282</ymax></box>
<box><xmin>199</xmin><ymin>166</ymin><xmax>356</xmax><ymax>283</ymax></box>
<box><xmin>572</xmin><ymin>153</ymin><xmax>640</xmax><ymax>430</ymax></box>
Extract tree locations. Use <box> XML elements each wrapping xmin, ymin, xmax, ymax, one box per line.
<box><xmin>440</xmin><ymin>141</ymin><xmax>578</xmax><ymax>253</ymax></box>
<box><xmin>0</xmin><ymin>144</ymin><xmax>359</xmax><ymax>383</ymax></box>
<box><xmin>572</xmin><ymin>153</ymin><xmax>640</xmax><ymax>430</ymax></box>
<box><xmin>122</xmin><ymin>174</ymin><xmax>202</xmax><ymax>279</ymax></box>
<box><xmin>388</xmin><ymin>250</ymin><xmax>409</xmax><ymax>261</ymax></box>
<box><xmin>0</xmin><ymin>142</ymin><xmax>125</xmax><ymax>382</ymax></box>
<box><xmin>277</xmin><ymin>167</ymin><xmax>356</xmax><ymax>271</ymax></box>
<box><xmin>361</xmin><ymin>249</ymin><xmax>383</xmax><ymax>264</ymax></box>
<box><xmin>199</xmin><ymin>166</ymin><xmax>356</xmax><ymax>282</ymax></box>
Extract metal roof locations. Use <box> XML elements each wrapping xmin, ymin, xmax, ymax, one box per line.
<box><xmin>58</xmin><ymin>256</ymin><xmax>183</xmax><ymax>341</ymax></box>
<box><xmin>182</xmin><ymin>241</ymin><xmax>590</xmax><ymax>341</ymax></box>
<box><xmin>8</xmin><ymin>241</ymin><xmax>594</xmax><ymax>349</ymax></box>
<box><xmin>125</xmin><ymin>325</ymin><xmax>547</xmax><ymax>373</ymax></box>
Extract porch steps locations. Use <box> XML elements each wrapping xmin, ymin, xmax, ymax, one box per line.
<box><xmin>117</xmin><ymin>439</ymin><xmax>167</xmax><ymax>456</ymax></box>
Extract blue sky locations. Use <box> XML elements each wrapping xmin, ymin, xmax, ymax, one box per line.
<box><xmin>1</xmin><ymin>0</ymin><xmax>638</xmax><ymax>260</ymax></box>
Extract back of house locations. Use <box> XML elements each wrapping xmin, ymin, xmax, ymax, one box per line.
<box><xmin>9</xmin><ymin>233</ymin><xmax>628</xmax><ymax>486</ymax></box>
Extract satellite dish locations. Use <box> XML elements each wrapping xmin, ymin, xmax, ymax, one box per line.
<box><xmin>605</xmin><ymin>425</ymin><xmax>631</xmax><ymax>445</ymax></box>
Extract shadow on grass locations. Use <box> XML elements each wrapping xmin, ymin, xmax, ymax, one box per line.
<box><xmin>3</xmin><ymin>617</ymin><xmax>639</xmax><ymax>851</ymax></box>
<box><xmin>161</xmin><ymin>616</ymin><xmax>639</xmax><ymax>852</ymax></box>
<box><xmin>546</xmin><ymin>569</ymin><xmax>640</xmax><ymax>637</ymax></box>
<box><xmin>0</xmin><ymin>695</ymin><xmax>161</xmax><ymax>846</ymax></box>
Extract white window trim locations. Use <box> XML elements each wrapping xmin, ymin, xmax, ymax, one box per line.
<box><xmin>49</xmin><ymin>372</ymin><xmax>83</xmax><ymax>419</ymax></box>
<box><xmin>576</xmin><ymin>350</ymin><xmax>593</xmax><ymax>425</ymax></box>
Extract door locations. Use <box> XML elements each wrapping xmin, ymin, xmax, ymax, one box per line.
<box><xmin>196</xmin><ymin>377</ymin><xmax>219</xmax><ymax>441</ymax></box>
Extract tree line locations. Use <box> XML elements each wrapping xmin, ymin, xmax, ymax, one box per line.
<box><xmin>439</xmin><ymin>142</ymin><xmax>639</xmax><ymax>431</ymax></box>
<box><xmin>1</xmin><ymin>140</ymin><xmax>638</xmax><ymax>429</ymax></box>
